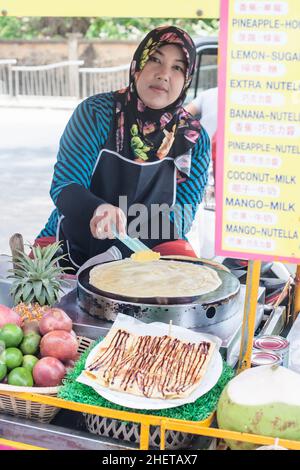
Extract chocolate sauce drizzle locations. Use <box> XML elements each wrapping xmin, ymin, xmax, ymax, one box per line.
<box><xmin>87</xmin><ymin>329</ymin><xmax>211</xmax><ymax>398</ymax></box>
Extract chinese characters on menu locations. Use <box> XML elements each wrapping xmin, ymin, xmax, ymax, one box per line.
<box><xmin>220</xmin><ymin>0</ymin><xmax>300</xmax><ymax>260</ymax></box>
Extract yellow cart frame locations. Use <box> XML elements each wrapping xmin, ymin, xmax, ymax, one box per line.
<box><xmin>2</xmin><ymin>259</ymin><xmax>300</xmax><ymax>450</ymax></box>
<box><xmin>1</xmin><ymin>0</ymin><xmax>300</xmax><ymax>450</ymax></box>
<box><xmin>1</xmin><ymin>386</ymin><xmax>300</xmax><ymax>450</ymax></box>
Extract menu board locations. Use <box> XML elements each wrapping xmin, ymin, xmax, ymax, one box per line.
<box><xmin>216</xmin><ymin>0</ymin><xmax>300</xmax><ymax>262</ymax></box>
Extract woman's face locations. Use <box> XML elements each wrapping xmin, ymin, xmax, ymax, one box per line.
<box><xmin>136</xmin><ymin>44</ymin><xmax>187</xmax><ymax>110</ymax></box>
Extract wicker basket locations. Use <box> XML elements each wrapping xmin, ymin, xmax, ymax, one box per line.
<box><xmin>0</xmin><ymin>336</ymin><xmax>94</xmax><ymax>423</ymax></box>
<box><xmin>84</xmin><ymin>414</ymin><xmax>197</xmax><ymax>450</ymax></box>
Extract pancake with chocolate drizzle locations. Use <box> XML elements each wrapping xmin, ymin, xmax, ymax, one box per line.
<box><xmin>84</xmin><ymin>328</ymin><xmax>216</xmax><ymax>399</ymax></box>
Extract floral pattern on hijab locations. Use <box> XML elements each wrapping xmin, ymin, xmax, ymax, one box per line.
<box><xmin>113</xmin><ymin>26</ymin><xmax>201</xmax><ymax>170</ymax></box>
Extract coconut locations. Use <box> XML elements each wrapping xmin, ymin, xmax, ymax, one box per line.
<box><xmin>217</xmin><ymin>365</ymin><xmax>300</xmax><ymax>450</ymax></box>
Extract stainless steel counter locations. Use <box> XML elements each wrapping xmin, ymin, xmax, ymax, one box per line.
<box><xmin>0</xmin><ymin>413</ymin><xmax>137</xmax><ymax>450</ymax></box>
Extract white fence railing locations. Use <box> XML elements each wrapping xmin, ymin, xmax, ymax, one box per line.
<box><xmin>80</xmin><ymin>63</ymin><xmax>130</xmax><ymax>97</ymax></box>
<box><xmin>0</xmin><ymin>59</ymin><xmax>17</xmax><ymax>96</ymax></box>
<box><xmin>12</xmin><ymin>61</ymin><xmax>84</xmax><ymax>98</ymax></box>
<box><xmin>0</xmin><ymin>59</ymin><xmax>130</xmax><ymax>99</ymax></box>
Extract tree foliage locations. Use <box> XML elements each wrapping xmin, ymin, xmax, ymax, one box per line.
<box><xmin>0</xmin><ymin>17</ymin><xmax>219</xmax><ymax>40</ymax></box>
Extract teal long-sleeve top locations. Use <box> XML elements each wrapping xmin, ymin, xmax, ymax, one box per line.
<box><xmin>38</xmin><ymin>92</ymin><xmax>210</xmax><ymax>242</ymax></box>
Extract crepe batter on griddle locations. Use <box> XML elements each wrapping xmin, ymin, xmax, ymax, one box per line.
<box><xmin>89</xmin><ymin>259</ymin><xmax>221</xmax><ymax>298</ymax></box>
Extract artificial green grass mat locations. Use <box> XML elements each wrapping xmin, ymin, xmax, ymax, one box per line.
<box><xmin>58</xmin><ymin>339</ymin><xmax>234</xmax><ymax>421</ymax></box>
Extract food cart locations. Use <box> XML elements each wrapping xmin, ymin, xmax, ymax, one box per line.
<box><xmin>1</xmin><ymin>0</ymin><xmax>300</xmax><ymax>451</ymax></box>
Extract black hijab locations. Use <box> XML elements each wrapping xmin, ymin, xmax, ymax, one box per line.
<box><xmin>113</xmin><ymin>26</ymin><xmax>201</xmax><ymax>169</ymax></box>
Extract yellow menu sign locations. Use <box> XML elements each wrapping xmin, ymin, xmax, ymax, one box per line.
<box><xmin>0</xmin><ymin>0</ymin><xmax>219</xmax><ymax>18</ymax></box>
<box><xmin>216</xmin><ymin>0</ymin><xmax>300</xmax><ymax>262</ymax></box>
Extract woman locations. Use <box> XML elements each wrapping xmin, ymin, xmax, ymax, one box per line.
<box><xmin>38</xmin><ymin>26</ymin><xmax>210</xmax><ymax>269</ymax></box>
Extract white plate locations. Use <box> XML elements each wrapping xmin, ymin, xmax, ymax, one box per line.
<box><xmin>77</xmin><ymin>314</ymin><xmax>223</xmax><ymax>410</ymax></box>
<box><xmin>77</xmin><ymin>350</ymin><xmax>223</xmax><ymax>410</ymax></box>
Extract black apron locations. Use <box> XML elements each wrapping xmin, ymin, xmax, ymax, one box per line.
<box><xmin>58</xmin><ymin>126</ymin><xmax>177</xmax><ymax>270</ymax></box>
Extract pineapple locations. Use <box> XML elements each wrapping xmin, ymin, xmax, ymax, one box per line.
<box><xmin>8</xmin><ymin>242</ymin><xmax>71</xmax><ymax>307</ymax></box>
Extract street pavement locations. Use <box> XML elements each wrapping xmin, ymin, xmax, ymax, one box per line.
<box><xmin>0</xmin><ymin>105</ymin><xmax>74</xmax><ymax>254</ymax></box>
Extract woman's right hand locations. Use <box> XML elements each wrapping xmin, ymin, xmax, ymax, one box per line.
<box><xmin>90</xmin><ymin>204</ymin><xmax>127</xmax><ymax>240</ymax></box>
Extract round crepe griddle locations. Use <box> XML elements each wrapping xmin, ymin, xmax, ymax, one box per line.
<box><xmin>78</xmin><ymin>258</ymin><xmax>240</xmax><ymax>306</ymax></box>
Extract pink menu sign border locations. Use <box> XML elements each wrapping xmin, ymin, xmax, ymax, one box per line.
<box><xmin>215</xmin><ymin>0</ymin><xmax>300</xmax><ymax>264</ymax></box>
